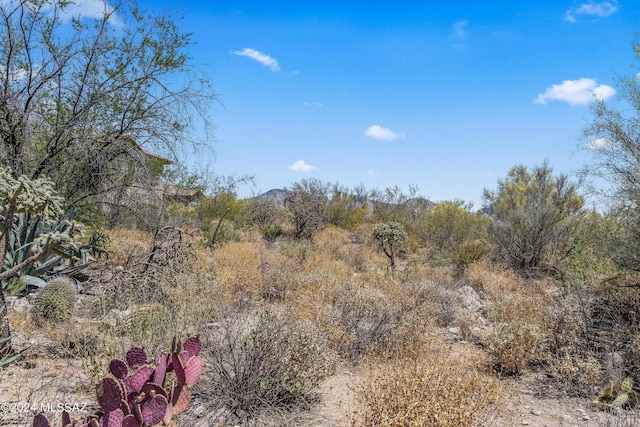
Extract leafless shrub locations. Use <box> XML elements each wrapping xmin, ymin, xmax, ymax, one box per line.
<box><xmin>100</xmin><ymin>226</ymin><xmax>196</xmax><ymax>310</ymax></box>
<box><xmin>197</xmin><ymin>309</ymin><xmax>337</xmax><ymax>422</ymax></box>
<box><xmin>284</xmin><ymin>181</ymin><xmax>328</xmax><ymax>239</ymax></box>
<box><xmin>598</xmin><ymin>410</ymin><xmax>640</xmax><ymax>427</ymax></box>
<box><xmin>328</xmin><ymin>282</ymin><xmax>404</xmax><ymax>361</ymax></box>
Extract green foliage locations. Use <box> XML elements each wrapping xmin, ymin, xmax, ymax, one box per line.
<box><xmin>599</xmin><ymin>377</ymin><xmax>639</xmax><ymax>409</ymax></box>
<box><xmin>2</xmin><ymin>209</ymin><xmax>87</xmax><ymax>292</ymax></box>
<box><xmin>0</xmin><ymin>168</ymin><xmax>64</xmax><ymax>219</ymax></box>
<box><xmin>0</xmin><ymin>0</ymin><xmax>215</xmax><ymax>215</ymax></box>
<box><xmin>579</xmin><ymin>38</ymin><xmax>640</xmax><ymax>272</ymax></box>
<box><xmin>33</xmin><ymin>276</ymin><xmax>76</xmax><ymax>322</ymax></box>
<box><xmin>370</xmin><ymin>184</ymin><xmax>421</xmax><ymax>223</ymax></box>
<box><xmin>326</xmin><ymin>185</ymin><xmax>369</xmax><ymax>231</ymax></box>
<box><xmin>454</xmin><ymin>240</ymin><xmax>489</xmax><ymax>269</ymax></box>
<box><xmin>373</xmin><ymin>222</ymin><xmax>407</xmax><ymax>268</ymax></box>
<box><xmin>420</xmin><ymin>200</ymin><xmax>490</xmax><ymax>263</ymax></box>
<box><xmin>0</xmin><ymin>167</ymin><xmax>86</xmax><ymax>348</ymax></box>
<box><xmin>483</xmin><ymin>162</ymin><xmax>585</xmax><ymax>275</ymax></box>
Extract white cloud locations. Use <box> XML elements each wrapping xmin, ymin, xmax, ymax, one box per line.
<box><xmin>232</xmin><ymin>48</ymin><xmax>280</xmax><ymax>71</ymax></box>
<box><xmin>364</xmin><ymin>125</ymin><xmax>405</xmax><ymax>141</ymax></box>
<box><xmin>586</xmin><ymin>138</ymin><xmax>614</xmax><ymax>150</ymax></box>
<box><xmin>303</xmin><ymin>101</ymin><xmax>323</xmax><ymax>107</ymax></box>
<box><xmin>289</xmin><ymin>160</ymin><xmax>318</xmax><ymax>173</ymax></box>
<box><xmin>534</xmin><ymin>78</ymin><xmax>615</xmax><ymax>106</ymax></box>
<box><xmin>452</xmin><ymin>19</ymin><xmax>469</xmax><ymax>39</ymax></box>
<box><xmin>565</xmin><ymin>1</ymin><xmax>618</xmax><ymax>23</ymax></box>
<box><xmin>46</xmin><ymin>0</ymin><xmax>122</xmax><ymax>26</ymax></box>
<box><xmin>368</xmin><ymin>169</ymin><xmax>380</xmax><ymax>176</ymax></box>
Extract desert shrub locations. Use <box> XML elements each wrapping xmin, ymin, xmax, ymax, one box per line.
<box><xmin>198</xmin><ymin>309</ymin><xmax>337</xmax><ymax>420</ymax></box>
<box><xmin>464</xmin><ymin>259</ymin><xmax>522</xmax><ymax>297</ymax></box>
<box><xmin>350</xmin><ymin>335</ymin><xmax>502</xmax><ymax>427</ymax></box>
<box><xmin>284</xmin><ymin>180</ymin><xmax>328</xmax><ymax>239</ymax></box>
<box><xmin>33</xmin><ymin>276</ymin><xmax>76</xmax><ymax>322</ymax></box>
<box><xmin>100</xmin><ymin>226</ymin><xmax>196</xmax><ymax>310</ymax></box>
<box><xmin>326</xmin><ymin>282</ymin><xmax>404</xmax><ymax>361</ymax></box>
<box><xmin>483</xmin><ymin>292</ymin><xmax>549</xmax><ymax>375</ymax></box>
<box><xmin>454</xmin><ymin>239</ymin><xmax>489</xmax><ymax>269</ymax></box>
<box><xmin>545</xmin><ymin>352</ymin><xmax>604</xmax><ymax>398</ymax></box>
<box><xmin>211</xmin><ymin>241</ymin><xmax>262</xmax><ymax>298</ymax></box>
<box><xmin>126</xmin><ymin>304</ymin><xmax>174</xmax><ymax>349</ymax></box>
<box><xmin>326</xmin><ymin>185</ymin><xmax>369</xmax><ymax>231</ymax></box>
<box><xmin>245</xmin><ymin>198</ymin><xmax>286</xmax><ymax>241</ymax></box>
<box><xmin>483</xmin><ymin>162</ymin><xmax>585</xmax><ymax>275</ymax></box>
<box><xmin>401</xmin><ymin>279</ymin><xmax>463</xmax><ymax>328</ymax></box>
<box><xmin>420</xmin><ymin>199</ymin><xmax>490</xmax><ymax>256</ymax></box>
<box><xmin>588</xmin><ymin>285</ymin><xmax>640</xmax><ymax>384</ymax></box>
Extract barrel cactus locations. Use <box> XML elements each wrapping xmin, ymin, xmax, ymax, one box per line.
<box><xmin>33</xmin><ymin>276</ymin><xmax>76</xmax><ymax>322</ymax></box>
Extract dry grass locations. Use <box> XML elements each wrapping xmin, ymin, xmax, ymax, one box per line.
<box><xmin>464</xmin><ymin>259</ymin><xmax>523</xmax><ymax>297</ymax></box>
<box><xmin>482</xmin><ymin>292</ymin><xmax>549</xmax><ymax>375</ymax></box>
<box><xmin>10</xmin><ymin>221</ymin><xmax>640</xmax><ymax>425</ymax></box>
<box><xmin>350</xmin><ymin>333</ymin><xmax>503</xmax><ymax>427</ymax></box>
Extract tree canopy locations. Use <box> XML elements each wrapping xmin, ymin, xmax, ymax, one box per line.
<box><xmin>0</xmin><ymin>0</ymin><xmax>215</xmax><ymax>212</ymax></box>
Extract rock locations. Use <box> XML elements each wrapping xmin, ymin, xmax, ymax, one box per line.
<box><xmin>6</xmin><ymin>296</ymin><xmax>33</xmax><ymax>312</ymax></box>
<box><xmin>531</xmin><ymin>410</ymin><xmax>544</xmax><ymax>416</ymax></box>
<box><xmin>459</xmin><ymin>285</ymin><xmax>483</xmax><ymax>312</ymax></box>
<box><xmin>103</xmin><ymin>308</ymin><xmax>131</xmax><ymax>328</ymax></box>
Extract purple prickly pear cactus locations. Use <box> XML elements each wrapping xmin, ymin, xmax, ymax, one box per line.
<box><xmin>97</xmin><ymin>377</ymin><xmax>124</xmax><ymax>413</ymax></box>
<box><xmin>98</xmin><ymin>409</ymin><xmax>124</xmax><ymax>427</ymax></box>
<box><xmin>140</xmin><ymin>395</ymin><xmax>168</xmax><ymax>425</ymax></box>
<box><xmin>183</xmin><ymin>335</ymin><xmax>202</xmax><ymax>357</ymax></box>
<box><xmin>125</xmin><ymin>347</ymin><xmax>147</xmax><ymax>370</ymax></box>
<box><xmin>34</xmin><ymin>334</ymin><xmax>202</xmax><ymax>427</ymax></box>
<box><xmin>32</xmin><ymin>413</ymin><xmax>50</xmax><ymax>427</ymax></box>
<box><xmin>109</xmin><ymin>358</ymin><xmax>128</xmax><ymax>380</ymax></box>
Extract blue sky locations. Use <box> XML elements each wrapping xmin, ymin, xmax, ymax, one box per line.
<box><xmin>141</xmin><ymin>1</ymin><xmax>638</xmax><ymax>206</ymax></box>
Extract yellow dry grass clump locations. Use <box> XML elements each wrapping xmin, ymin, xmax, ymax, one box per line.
<box><xmin>351</xmin><ymin>333</ymin><xmax>503</xmax><ymax>427</ymax></box>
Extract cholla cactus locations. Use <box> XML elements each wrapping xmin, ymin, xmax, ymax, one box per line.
<box><xmin>372</xmin><ymin>222</ymin><xmax>407</xmax><ymax>268</ymax></box>
<box><xmin>1</xmin><ymin>167</ymin><xmax>69</xmax><ymax>350</ymax></box>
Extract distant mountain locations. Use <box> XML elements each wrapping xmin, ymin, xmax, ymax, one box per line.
<box><xmin>251</xmin><ymin>190</ymin><xmax>440</xmax><ymax>217</ymax></box>
<box><xmin>254</xmin><ymin>188</ymin><xmax>286</xmax><ymax>207</ymax></box>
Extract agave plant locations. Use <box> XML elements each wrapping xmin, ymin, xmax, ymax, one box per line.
<box><xmin>2</xmin><ymin>207</ymin><xmax>92</xmax><ymax>292</ymax></box>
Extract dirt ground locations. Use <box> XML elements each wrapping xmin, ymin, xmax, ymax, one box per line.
<box><xmin>1</xmin><ymin>342</ymin><xmax>630</xmax><ymax>427</ymax></box>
